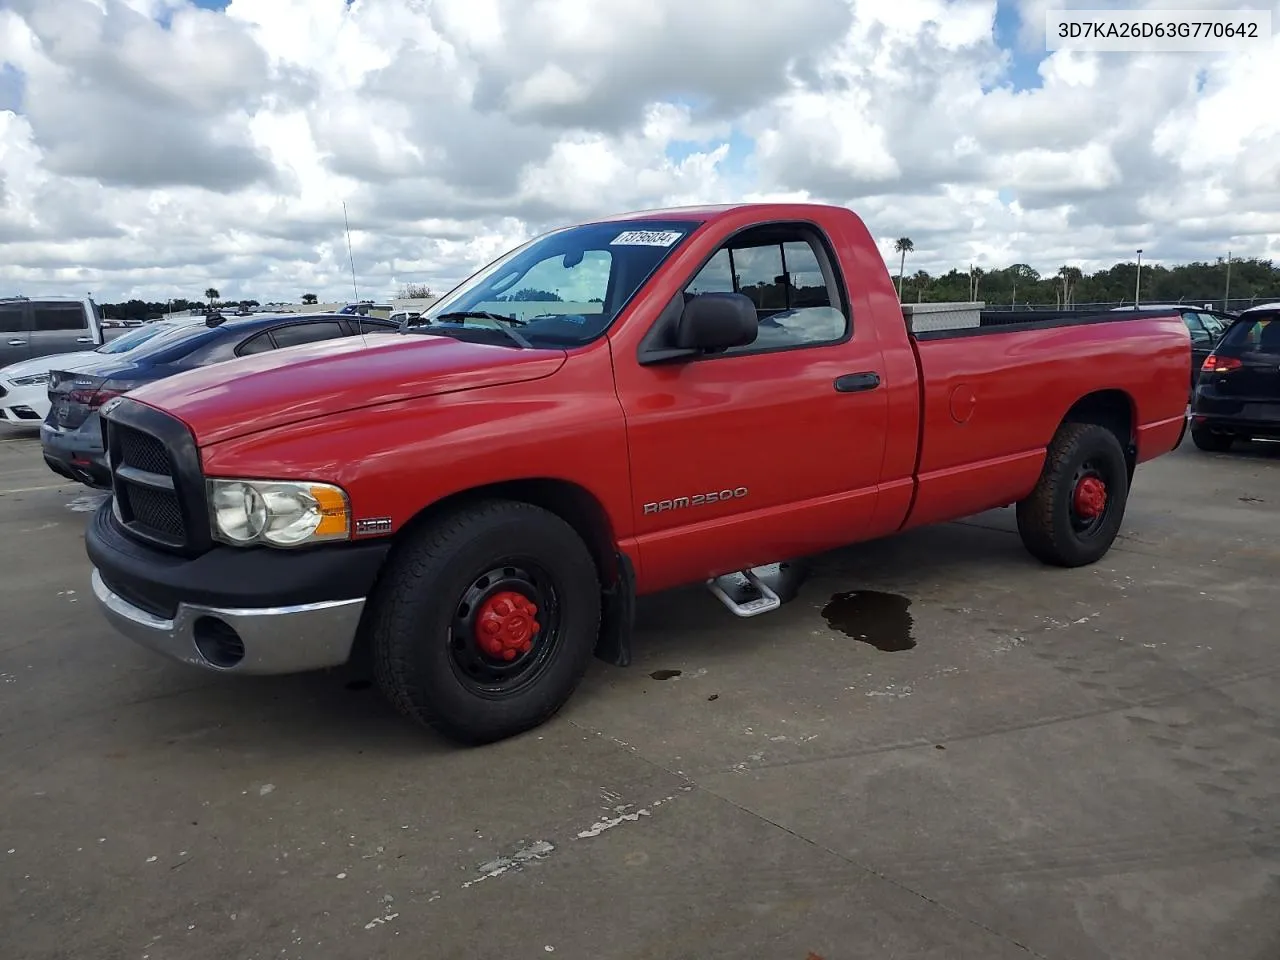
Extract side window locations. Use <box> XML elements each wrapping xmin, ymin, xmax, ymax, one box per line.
<box><xmin>32</xmin><ymin>303</ymin><xmax>87</xmax><ymax>331</ymax></box>
<box><xmin>237</xmin><ymin>332</ymin><xmax>274</xmax><ymax>356</ymax></box>
<box><xmin>1182</xmin><ymin>311</ymin><xmax>1210</xmax><ymax>343</ymax></box>
<box><xmin>732</xmin><ymin>244</ymin><xmax>787</xmax><ymax>310</ymax></box>
<box><xmin>270</xmin><ymin>320</ymin><xmax>346</xmax><ymax>349</ymax></box>
<box><xmin>1198</xmin><ymin>313</ymin><xmax>1226</xmax><ymax>338</ymax></box>
<box><xmin>0</xmin><ymin>303</ymin><xmax>25</xmax><ymax>333</ymax></box>
<box><xmin>683</xmin><ymin>230</ymin><xmax>848</xmax><ymax>355</ymax></box>
<box><xmin>686</xmin><ymin>249</ymin><xmax>733</xmax><ymax>294</ymax></box>
<box><xmin>357</xmin><ymin>319</ymin><xmax>397</xmax><ymax>334</ymax></box>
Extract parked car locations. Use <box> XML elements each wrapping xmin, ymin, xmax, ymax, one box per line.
<box><xmin>0</xmin><ymin>317</ymin><xmax>207</xmax><ymax>426</ymax></box>
<box><xmin>42</xmin><ymin>312</ymin><xmax>399</xmax><ymax>488</ymax></box>
<box><xmin>0</xmin><ymin>295</ymin><xmax>119</xmax><ymax>369</ymax></box>
<box><xmin>1112</xmin><ymin>305</ymin><xmax>1234</xmax><ymax>391</ymax></box>
<box><xmin>83</xmin><ymin>202</ymin><xmax>1189</xmax><ymax>746</ymax></box>
<box><xmin>1188</xmin><ymin>302</ymin><xmax>1280</xmax><ymax>452</ymax></box>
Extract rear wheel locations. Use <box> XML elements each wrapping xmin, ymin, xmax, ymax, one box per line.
<box><xmin>368</xmin><ymin>499</ymin><xmax>601</xmax><ymax>745</ymax></box>
<box><xmin>1016</xmin><ymin>422</ymin><xmax>1130</xmax><ymax>568</ymax></box>
<box><xmin>1190</xmin><ymin>424</ymin><xmax>1234</xmax><ymax>452</ymax></box>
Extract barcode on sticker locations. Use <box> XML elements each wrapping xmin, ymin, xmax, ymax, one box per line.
<box><xmin>610</xmin><ymin>230</ymin><xmax>684</xmax><ymax>247</ymax></box>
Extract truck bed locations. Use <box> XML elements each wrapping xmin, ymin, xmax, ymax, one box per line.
<box><xmin>907</xmin><ymin>306</ymin><xmax>1182</xmax><ymax>338</ymax></box>
<box><xmin>897</xmin><ymin>308</ymin><xmax>1190</xmax><ymax>529</ymax></box>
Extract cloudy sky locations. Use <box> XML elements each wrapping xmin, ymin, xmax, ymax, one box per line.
<box><xmin>0</xmin><ymin>0</ymin><xmax>1277</xmax><ymax>304</ymax></box>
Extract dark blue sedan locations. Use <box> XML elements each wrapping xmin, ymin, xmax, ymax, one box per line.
<box><xmin>41</xmin><ymin>311</ymin><xmax>398</xmax><ymax>488</ymax></box>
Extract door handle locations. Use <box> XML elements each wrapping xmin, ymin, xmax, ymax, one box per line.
<box><xmin>834</xmin><ymin>371</ymin><xmax>881</xmax><ymax>393</ymax></box>
<box><xmin>7</xmin><ymin>339</ymin><xmax>26</xmax><ymax>347</ymax></box>
<box><xmin>76</xmin><ymin>336</ymin><xmax>93</xmax><ymax>343</ymax></box>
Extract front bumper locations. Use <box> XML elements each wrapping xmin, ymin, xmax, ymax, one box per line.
<box><xmin>0</xmin><ymin>381</ymin><xmax>50</xmax><ymax>424</ymax></box>
<box><xmin>91</xmin><ymin>569</ymin><xmax>367</xmax><ymax>673</ymax></box>
<box><xmin>86</xmin><ymin>500</ymin><xmax>391</xmax><ymax>675</ymax></box>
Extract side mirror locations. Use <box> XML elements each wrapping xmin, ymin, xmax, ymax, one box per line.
<box><xmin>674</xmin><ymin>293</ymin><xmax>758</xmax><ymax>353</ymax></box>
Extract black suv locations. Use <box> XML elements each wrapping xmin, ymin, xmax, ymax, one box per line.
<box><xmin>1189</xmin><ymin>303</ymin><xmax>1280</xmax><ymax>452</ymax></box>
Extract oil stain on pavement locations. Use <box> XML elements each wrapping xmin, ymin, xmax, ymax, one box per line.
<box><xmin>821</xmin><ymin>590</ymin><xmax>915</xmax><ymax>651</ymax></box>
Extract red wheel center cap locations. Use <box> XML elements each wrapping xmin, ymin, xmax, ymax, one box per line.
<box><xmin>1073</xmin><ymin>476</ymin><xmax>1107</xmax><ymax>519</ymax></box>
<box><xmin>475</xmin><ymin>591</ymin><xmax>540</xmax><ymax>661</ymax></box>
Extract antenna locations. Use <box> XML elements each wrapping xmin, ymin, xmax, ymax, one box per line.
<box><xmin>343</xmin><ymin>201</ymin><xmax>359</xmax><ymax>303</ymax></box>
<box><xmin>343</xmin><ymin>201</ymin><xmax>370</xmax><ymax>348</ymax></box>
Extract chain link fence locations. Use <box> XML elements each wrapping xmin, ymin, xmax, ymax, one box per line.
<box><xmin>983</xmin><ymin>296</ymin><xmax>1277</xmax><ymax>313</ymax></box>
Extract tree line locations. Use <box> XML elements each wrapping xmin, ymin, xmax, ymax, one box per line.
<box><xmin>95</xmin><ymin>284</ymin><xmax>438</xmax><ymax>321</ymax></box>
<box><xmin>892</xmin><ymin>243</ymin><xmax>1280</xmax><ymax>310</ymax></box>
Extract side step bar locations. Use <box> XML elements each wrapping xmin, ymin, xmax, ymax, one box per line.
<box><xmin>706</xmin><ymin>564</ymin><xmax>790</xmax><ymax>617</ymax></box>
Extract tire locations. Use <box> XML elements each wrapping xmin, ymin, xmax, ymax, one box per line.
<box><xmin>368</xmin><ymin>499</ymin><xmax>601</xmax><ymax>745</ymax></box>
<box><xmin>1190</xmin><ymin>425</ymin><xmax>1234</xmax><ymax>453</ymax></box>
<box><xmin>1015</xmin><ymin>422</ymin><xmax>1130</xmax><ymax>568</ymax></box>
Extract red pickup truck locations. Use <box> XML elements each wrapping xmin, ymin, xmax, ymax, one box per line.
<box><xmin>86</xmin><ymin>203</ymin><xmax>1190</xmax><ymax>744</ymax></box>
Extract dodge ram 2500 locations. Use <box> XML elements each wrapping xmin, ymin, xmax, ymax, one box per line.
<box><xmin>84</xmin><ymin>203</ymin><xmax>1191</xmax><ymax>744</ymax></box>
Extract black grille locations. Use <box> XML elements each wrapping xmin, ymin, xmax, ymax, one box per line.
<box><xmin>0</xmin><ymin>384</ymin><xmax>7</xmax><ymax>398</ymax></box>
<box><xmin>104</xmin><ymin>407</ymin><xmax>208</xmax><ymax>554</ymax></box>
<box><xmin>123</xmin><ymin>484</ymin><xmax>185</xmax><ymax>539</ymax></box>
<box><xmin>116</xmin><ymin>426</ymin><xmax>171</xmax><ymax>475</ymax></box>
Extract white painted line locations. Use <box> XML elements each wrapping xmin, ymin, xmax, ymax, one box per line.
<box><xmin>0</xmin><ymin>483</ymin><xmax>78</xmax><ymax>495</ymax></box>
<box><xmin>0</xmin><ymin>437</ymin><xmax>39</xmax><ymax>444</ymax></box>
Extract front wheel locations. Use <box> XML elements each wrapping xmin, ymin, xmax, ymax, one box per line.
<box><xmin>368</xmin><ymin>499</ymin><xmax>601</xmax><ymax>745</ymax></box>
<box><xmin>1016</xmin><ymin>422</ymin><xmax>1130</xmax><ymax>568</ymax></box>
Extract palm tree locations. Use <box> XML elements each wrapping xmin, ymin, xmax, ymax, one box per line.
<box><xmin>969</xmin><ymin>265</ymin><xmax>983</xmax><ymax>301</ymax></box>
<box><xmin>912</xmin><ymin>269</ymin><xmax>930</xmax><ymax>302</ymax></box>
<box><xmin>204</xmin><ymin>287</ymin><xmax>220</xmax><ymax>308</ymax></box>
<box><xmin>894</xmin><ymin>238</ymin><xmax>914</xmax><ymax>299</ymax></box>
<box><xmin>1057</xmin><ymin>266</ymin><xmax>1081</xmax><ymax>307</ymax></box>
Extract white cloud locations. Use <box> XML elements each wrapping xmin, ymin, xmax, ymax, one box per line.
<box><xmin>0</xmin><ymin>0</ymin><xmax>1277</xmax><ymax>304</ymax></box>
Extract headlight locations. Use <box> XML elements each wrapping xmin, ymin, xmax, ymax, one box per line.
<box><xmin>207</xmin><ymin>479</ymin><xmax>350</xmax><ymax>548</ymax></box>
<box><xmin>10</xmin><ymin>373</ymin><xmax>50</xmax><ymax>386</ymax></box>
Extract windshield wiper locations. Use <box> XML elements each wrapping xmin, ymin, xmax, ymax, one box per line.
<box><xmin>429</xmin><ymin>311</ymin><xmax>532</xmax><ymax>348</ymax></box>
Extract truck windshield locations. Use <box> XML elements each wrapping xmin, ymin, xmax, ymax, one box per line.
<box><xmin>409</xmin><ymin>218</ymin><xmax>702</xmax><ymax>348</ymax></box>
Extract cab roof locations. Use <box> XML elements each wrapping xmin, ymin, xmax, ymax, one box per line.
<box><xmin>582</xmin><ymin>201</ymin><xmax>853</xmax><ymax>225</ymax></box>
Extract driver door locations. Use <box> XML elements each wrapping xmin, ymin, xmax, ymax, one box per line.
<box><xmin>610</xmin><ymin>222</ymin><xmax>890</xmax><ymax>593</ymax></box>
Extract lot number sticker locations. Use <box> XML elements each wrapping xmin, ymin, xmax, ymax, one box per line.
<box><xmin>610</xmin><ymin>230</ymin><xmax>684</xmax><ymax>247</ymax></box>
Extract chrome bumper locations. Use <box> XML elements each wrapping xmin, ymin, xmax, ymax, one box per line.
<box><xmin>90</xmin><ymin>568</ymin><xmax>365</xmax><ymax>675</ymax></box>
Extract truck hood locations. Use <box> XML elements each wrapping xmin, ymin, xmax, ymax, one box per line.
<box><xmin>127</xmin><ymin>332</ymin><xmax>568</xmax><ymax>446</ymax></box>
<box><xmin>1</xmin><ymin>350</ymin><xmax>102</xmax><ymax>382</ymax></box>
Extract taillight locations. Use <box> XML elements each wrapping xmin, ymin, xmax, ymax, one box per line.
<box><xmin>1202</xmin><ymin>355</ymin><xmax>1242</xmax><ymax>373</ymax></box>
<box><xmin>87</xmin><ymin>389</ymin><xmax>123</xmax><ymax>410</ymax></box>
<box><xmin>89</xmin><ymin>379</ymin><xmax>145</xmax><ymax>409</ymax></box>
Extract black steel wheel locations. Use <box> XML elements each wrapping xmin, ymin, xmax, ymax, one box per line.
<box><xmin>1016</xmin><ymin>422</ymin><xmax>1130</xmax><ymax>568</ymax></box>
<box><xmin>448</xmin><ymin>561</ymin><xmax>563</xmax><ymax>698</ymax></box>
<box><xmin>368</xmin><ymin>499</ymin><xmax>601</xmax><ymax>745</ymax></box>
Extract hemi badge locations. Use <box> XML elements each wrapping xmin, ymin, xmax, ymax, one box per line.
<box><xmin>355</xmin><ymin>517</ymin><xmax>393</xmax><ymax>535</ymax></box>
